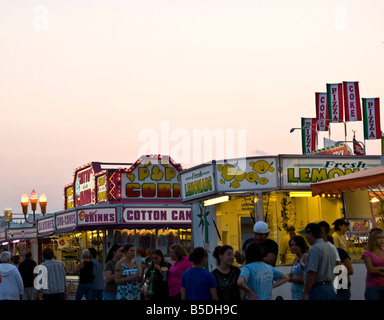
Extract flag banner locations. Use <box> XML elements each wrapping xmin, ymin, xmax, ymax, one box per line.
<box><xmin>315</xmin><ymin>92</ymin><xmax>329</xmax><ymax>131</ymax></box>
<box><xmin>301</xmin><ymin>118</ymin><xmax>317</xmax><ymax>155</ymax></box>
<box><xmin>327</xmin><ymin>83</ymin><xmax>343</xmax><ymax>123</ymax></box>
<box><xmin>343</xmin><ymin>81</ymin><xmax>362</xmax><ymax>122</ymax></box>
<box><xmin>353</xmin><ymin>136</ymin><xmax>365</xmax><ymax>155</ymax></box>
<box><xmin>363</xmin><ymin>98</ymin><xmax>381</xmax><ymax>140</ymax></box>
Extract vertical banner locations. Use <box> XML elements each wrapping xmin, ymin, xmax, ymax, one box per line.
<box><xmin>315</xmin><ymin>92</ymin><xmax>329</xmax><ymax>131</ymax></box>
<box><xmin>363</xmin><ymin>98</ymin><xmax>381</xmax><ymax>140</ymax></box>
<box><xmin>301</xmin><ymin>118</ymin><xmax>317</xmax><ymax>155</ymax></box>
<box><xmin>327</xmin><ymin>83</ymin><xmax>343</xmax><ymax>123</ymax></box>
<box><xmin>343</xmin><ymin>81</ymin><xmax>362</xmax><ymax>122</ymax></box>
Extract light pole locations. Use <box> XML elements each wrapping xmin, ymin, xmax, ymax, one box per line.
<box><xmin>20</xmin><ymin>189</ymin><xmax>47</xmax><ymax>225</ymax></box>
<box><xmin>290</xmin><ymin>126</ymin><xmax>319</xmax><ymax>154</ymax></box>
<box><xmin>290</xmin><ymin>126</ymin><xmax>319</xmax><ymax>142</ymax></box>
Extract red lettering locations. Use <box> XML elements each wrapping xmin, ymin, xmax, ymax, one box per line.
<box><xmin>157</xmin><ymin>183</ymin><xmax>172</xmax><ymax>197</ymax></box>
<box><xmin>126</xmin><ymin>183</ymin><xmax>140</xmax><ymax>197</ymax></box>
<box><xmin>142</xmin><ymin>183</ymin><xmax>156</xmax><ymax>197</ymax></box>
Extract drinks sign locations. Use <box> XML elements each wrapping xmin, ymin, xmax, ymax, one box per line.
<box><xmin>349</xmin><ymin>220</ymin><xmax>370</xmax><ymax>233</ymax></box>
<box><xmin>77</xmin><ymin>207</ymin><xmax>117</xmax><ymax>226</ymax></box>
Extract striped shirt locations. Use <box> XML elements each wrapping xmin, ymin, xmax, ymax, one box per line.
<box><xmin>42</xmin><ymin>259</ymin><xmax>67</xmax><ymax>294</ymax></box>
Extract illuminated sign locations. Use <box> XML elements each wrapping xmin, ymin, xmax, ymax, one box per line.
<box><xmin>65</xmin><ymin>186</ymin><xmax>74</xmax><ymax>210</ymax></box>
<box><xmin>180</xmin><ymin>164</ymin><xmax>216</xmax><ymax>201</ymax></box>
<box><xmin>122</xmin><ymin>207</ymin><xmax>191</xmax><ymax>224</ymax></box>
<box><xmin>77</xmin><ymin>207</ymin><xmax>117</xmax><ymax>226</ymax></box>
<box><xmin>216</xmin><ymin>157</ymin><xmax>278</xmax><ymax>192</ymax></box>
<box><xmin>74</xmin><ymin>165</ymin><xmax>95</xmax><ymax>207</ymax></box>
<box><xmin>37</xmin><ymin>217</ymin><xmax>55</xmax><ymax>235</ymax></box>
<box><xmin>97</xmin><ymin>174</ymin><xmax>107</xmax><ymax>203</ymax></box>
<box><xmin>56</xmin><ymin>211</ymin><xmax>77</xmax><ymax>231</ymax></box>
<box><xmin>7</xmin><ymin>228</ymin><xmax>37</xmax><ymax>240</ymax></box>
<box><xmin>121</xmin><ymin>156</ymin><xmax>182</xmax><ymax>200</ymax></box>
<box><xmin>282</xmin><ymin>156</ymin><xmax>381</xmax><ymax>188</ymax></box>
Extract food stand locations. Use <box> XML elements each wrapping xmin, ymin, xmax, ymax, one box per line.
<box><xmin>180</xmin><ymin>154</ymin><xmax>382</xmax><ymax>268</ymax></box>
<box><xmin>311</xmin><ymin>164</ymin><xmax>384</xmax><ymax>260</ymax></box>
<box><xmin>0</xmin><ymin>216</ymin><xmax>39</xmax><ymax>262</ymax></box>
<box><xmin>35</xmin><ymin>155</ymin><xmax>191</xmax><ymax>298</ymax></box>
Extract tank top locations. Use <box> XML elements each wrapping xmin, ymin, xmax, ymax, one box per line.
<box><xmin>79</xmin><ymin>261</ymin><xmax>94</xmax><ymax>284</ymax></box>
<box><xmin>290</xmin><ymin>254</ymin><xmax>307</xmax><ymax>300</ymax></box>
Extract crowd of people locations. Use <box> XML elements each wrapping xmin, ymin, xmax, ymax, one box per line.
<box><xmin>1</xmin><ymin>218</ymin><xmax>384</xmax><ymax>300</ymax></box>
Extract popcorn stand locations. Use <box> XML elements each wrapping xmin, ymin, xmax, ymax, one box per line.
<box><xmin>36</xmin><ymin>155</ymin><xmax>191</xmax><ymax>299</ymax></box>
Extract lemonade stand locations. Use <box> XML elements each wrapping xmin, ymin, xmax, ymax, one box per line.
<box><xmin>311</xmin><ymin>165</ymin><xmax>384</xmax><ymax>259</ymax></box>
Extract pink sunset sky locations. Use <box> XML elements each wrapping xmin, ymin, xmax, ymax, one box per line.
<box><xmin>1</xmin><ymin>0</ymin><xmax>383</xmax><ymax>214</ymax></box>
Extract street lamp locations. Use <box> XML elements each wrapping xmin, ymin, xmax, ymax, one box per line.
<box><xmin>20</xmin><ymin>189</ymin><xmax>47</xmax><ymax>225</ymax></box>
<box><xmin>290</xmin><ymin>126</ymin><xmax>319</xmax><ymax>142</ymax></box>
<box><xmin>290</xmin><ymin>126</ymin><xmax>319</xmax><ymax>154</ymax></box>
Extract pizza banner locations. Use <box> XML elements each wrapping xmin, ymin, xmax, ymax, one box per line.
<box><xmin>327</xmin><ymin>83</ymin><xmax>343</xmax><ymax>123</ymax></box>
<box><xmin>363</xmin><ymin>98</ymin><xmax>381</xmax><ymax>140</ymax></box>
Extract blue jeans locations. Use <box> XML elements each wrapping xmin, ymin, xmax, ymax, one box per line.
<box><xmin>75</xmin><ymin>283</ymin><xmax>93</xmax><ymax>300</ymax></box>
<box><xmin>365</xmin><ymin>286</ymin><xmax>384</xmax><ymax>300</ymax></box>
<box><xmin>308</xmin><ymin>283</ymin><xmax>336</xmax><ymax>300</ymax></box>
<box><xmin>103</xmin><ymin>292</ymin><xmax>117</xmax><ymax>300</ymax></box>
<box><xmin>92</xmin><ymin>290</ymin><xmax>104</xmax><ymax>300</ymax></box>
<box><xmin>336</xmin><ymin>282</ymin><xmax>351</xmax><ymax>300</ymax></box>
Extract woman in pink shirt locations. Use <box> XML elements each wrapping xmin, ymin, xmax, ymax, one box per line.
<box><xmin>362</xmin><ymin>228</ymin><xmax>384</xmax><ymax>300</ymax></box>
<box><xmin>168</xmin><ymin>244</ymin><xmax>193</xmax><ymax>300</ymax></box>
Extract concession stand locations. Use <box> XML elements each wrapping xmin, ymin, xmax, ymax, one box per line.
<box><xmin>0</xmin><ymin>215</ymin><xmax>39</xmax><ymax>261</ymax></box>
<box><xmin>180</xmin><ymin>154</ymin><xmax>382</xmax><ymax>269</ymax></box>
<box><xmin>35</xmin><ymin>155</ymin><xmax>191</xmax><ymax>298</ymax></box>
<box><xmin>311</xmin><ymin>165</ymin><xmax>384</xmax><ymax>260</ymax></box>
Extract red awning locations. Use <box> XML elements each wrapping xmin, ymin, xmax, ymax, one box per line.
<box><xmin>310</xmin><ymin>165</ymin><xmax>384</xmax><ymax>196</ymax></box>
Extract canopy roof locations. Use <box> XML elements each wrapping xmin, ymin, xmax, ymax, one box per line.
<box><xmin>310</xmin><ymin>165</ymin><xmax>384</xmax><ymax>197</ymax></box>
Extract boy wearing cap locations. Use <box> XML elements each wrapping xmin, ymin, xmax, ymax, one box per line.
<box><xmin>235</xmin><ymin>221</ymin><xmax>278</xmax><ymax>267</ymax></box>
<box><xmin>332</xmin><ymin>219</ymin><xmax>350</xmax><ymax>250</ymax></box>
<box><xmin>302</xmin><ymin>223</ymin><xmax>336</xmax><ymax>300</ymax></box>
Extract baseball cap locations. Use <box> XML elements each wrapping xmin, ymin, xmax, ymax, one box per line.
<box><xmin>302</xmin><ymin>223</ymin><xmax>322</xmax><ymax>236</ymax></box>
<box><xmin>253</xmin><ymin>221</ymin><xmax>269</xmax><ymax>233</ymax></box>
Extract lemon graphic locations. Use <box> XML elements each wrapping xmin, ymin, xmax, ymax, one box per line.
<box><xmin>245</xmin><ymin>171</ymin><xmax>259</xmax><ymax>183</ymax></box>
<box><xmin>250</xmin><ymin>160</ymin><xmax>272</xmax><ymax>174</ymax></box>
<box><xmin>269</xmin><ymin>166</ymin><xmax>275</xmax><ymax>172</ymax></box>
<box><xmin>218</xmin><ymin>164</ymin><xmax>237</xmax><ymax>181</ymax></box>
<box><xmin>234</xmin><ymin>170</ymin><xmax>246</xmax><ymax>181</ymax></box>
<box><xmin>258</xmin><ymin>177</ymin><xmax>269</xmax><ymax>185</ymax></box>
<box><xmin>231</xmin><ymin>180</ymin><xmax>241</xmax><ymax>188</ymax></box>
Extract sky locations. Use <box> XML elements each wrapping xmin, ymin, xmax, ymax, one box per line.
<box><xmin>1</xmin><ymin>0</ymin><xmax>384</xmax><ymax>214</ymax></box>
